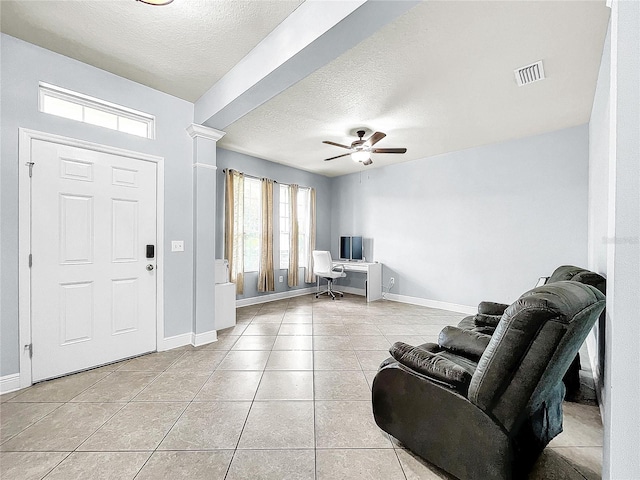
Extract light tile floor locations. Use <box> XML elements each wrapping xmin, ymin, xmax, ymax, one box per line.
<box><xmin>0</xmin><ymin>294</ymin><xmax>603</xmax><ymax>479</ymax></box>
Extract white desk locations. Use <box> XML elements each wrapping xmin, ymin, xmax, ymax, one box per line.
<box><xmin>332</xmin><ymin>261</ymin><xmax>383</xmax><ymax>302</ymax></box>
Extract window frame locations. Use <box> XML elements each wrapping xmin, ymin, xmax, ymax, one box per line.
<box><xmin>38</xmin><ymin>82</ymin><xmax>156</xmax><ymax>139</ymax></box>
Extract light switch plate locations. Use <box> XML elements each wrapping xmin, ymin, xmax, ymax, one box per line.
<box><xmin>171</xmin><ymin>240</ymin><xmax>184</xmax><ymax>252</ymax></box>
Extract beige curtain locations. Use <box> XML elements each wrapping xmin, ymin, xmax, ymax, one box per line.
<box><xmin>304</xmin><ymin>188</ymin><xmax>317</xmax><ymax>284</ymax></box>
<box><xmin>257</xmin><ymin>178</ymin><xmax>275</xmax><ymax>292</ymax></box>
<box><xmin>224</xmin><ymin>169</ymin><xmax>244</xmax><ymax>294</ymax></box>
<box><xmin>288</xmin><ymin>184</ymin><xmax>299</xmax><ymax>287</ymax></box>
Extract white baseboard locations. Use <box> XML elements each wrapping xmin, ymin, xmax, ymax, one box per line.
<box><xmin>385</xmin><ymin>293</ymin><xmax>476</xmax><ymax>315</ymax></box>
<box><xmin>236</xmin><ymin>287</ymin><xmax>317</xmax><ymax>307</ymax></box>
<box><xmin>158</xmin><ymin>332</ymin><xmax>192</xmax><ymax>351</ymax></box>
<box><xmin>0</xmin><ymin>373</ymin><xmax>21</xmax><ymax>395</ymax></box>
<box><xmin>192</xmin><ymin>330</ymin><xmax>218</xmax><ymax>347</ymax></box>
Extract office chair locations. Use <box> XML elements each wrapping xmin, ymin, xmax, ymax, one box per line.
<box><xmin>312</xmin><ymin>250</ymin><xmax>346</xmax><ymax>300</ymax></box>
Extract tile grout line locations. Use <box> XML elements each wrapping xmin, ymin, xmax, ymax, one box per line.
<box><xmin>222</xmin><ymin>302</ymin><xmax>278</xmax><ymax>480</ymax></box>
<box><xmin>82</xmin><ymin>351</ymin><xmax>191</xmax><ymax>480</ymax></box>
<box><xmin>312</xmin><ymin>298</ymin><xmax>319</xmax><ymax>480</ymax></box>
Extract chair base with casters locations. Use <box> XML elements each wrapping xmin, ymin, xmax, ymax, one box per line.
<box><xmin>315</xmin><ymin>276</ymin><xmax>344</xmax><ymax>300</ymax></box>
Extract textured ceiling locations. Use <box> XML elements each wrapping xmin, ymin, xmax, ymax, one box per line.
<box><xmin>0</xmin><ymin>0</ymin><xmax>303</xmax><ymax>102</ymax></box>
<box><xmin>1</xmin><ymin>1</ymin><xmax>610</xmax><ymax>177</ymax></box>
<box><xmin>219</xmin><ymin>1</ymin><xmax>610</xmax><ymax>176</ymax></box>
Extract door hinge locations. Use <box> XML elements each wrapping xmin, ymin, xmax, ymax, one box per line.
<box><xmin>25</xmin><ymin>344</ymin><xmax>33</xmax><ymax>359</ymax></box>
<box><xmin>28</xmin><ymin>254</ymin><xmax>32</xmax><ymax>268</ymax></box>
<box><xmin>26</xmin><ymin>162</ymin><xmax>34</xmax><ymax>178</ymax></box>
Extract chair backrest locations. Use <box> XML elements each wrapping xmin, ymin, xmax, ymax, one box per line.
<box><xmin>467</xmin><ymin>281</ymin><xmax>605</xmax><ymax>432</ymax></box>
<box><xmin>312</xmin><ymin>250</ymin><xmax>333</xmax><ymax>275</ymax></box>
<box><xmin>548</xmin><ymin>265</ymin><xmax>606</xmax><ymax>295</ymax></box>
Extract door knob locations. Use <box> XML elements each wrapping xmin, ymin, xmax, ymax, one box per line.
<box><xmin>146</xmin><ymin>264</ymin><xmax>154</xmax><ymax>271</ymax></box>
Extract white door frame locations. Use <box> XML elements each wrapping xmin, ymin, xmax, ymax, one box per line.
<box><xmin>18</xmin><ymin>128</ymin><xmax>165</xmax><ymax>388</ymax></box>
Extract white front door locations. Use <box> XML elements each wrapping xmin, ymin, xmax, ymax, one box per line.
<box><xmin>30</xmin><ymin>139</ymin><xmax>157</xmax><ymax>382</ymax></box>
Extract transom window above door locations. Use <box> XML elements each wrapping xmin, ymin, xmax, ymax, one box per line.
<box><xmin>39</xmin><ymin>82</ymin><xmax>155</xmax><ymax>139</ymax></box>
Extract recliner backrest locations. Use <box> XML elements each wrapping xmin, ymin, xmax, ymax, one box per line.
<box><xmin>548</xmin><ymin>265</ymin><xmax>606</xmax><ymax>295</ymax></box>
<box><xmin>467</xmin><ymin>281</ymin><xmax>605</xmax><ymax>432</ymax></box>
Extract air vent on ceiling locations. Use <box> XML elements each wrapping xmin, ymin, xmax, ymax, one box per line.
<box><xmin>514</xmin><ymin>60</ymin><xmax>545</xmax><ymax>86</ymax></box>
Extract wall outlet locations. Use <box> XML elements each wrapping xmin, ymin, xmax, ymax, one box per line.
<box><xmin>389</xmin><ymin>277</ymin><xmax>395</xmax><ymax>288</ymax></box>
<box><xmin>171</xmin><ymin>240</ymin><xmax>184</xmax><ymax>252</ymax></box>
<box><xmin>279</xmin><ymin>275</ymin><xmax>284</xmax><ymax>283</ymax></box>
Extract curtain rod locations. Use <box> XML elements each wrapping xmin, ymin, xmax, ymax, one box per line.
<box><xmin>222</xmin><ymin>169</ymin><xmax>278</xmax><ymax>183</ymax></box>
<box><xmin>221</xmin><ymin>169</ymin><xmax>314</xmax><ymax>191</ymax></box>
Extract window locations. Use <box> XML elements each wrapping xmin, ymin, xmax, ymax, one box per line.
<box><xmin>297</xmin><ymin>188</ymin><xmax>310</xmax><ymax>269</ymax></box>
<box><xmin>279</xmin><ymin>184</ymin><xmax>290</xmax><ymax>269</ymax></box>
<box><xmin>39</xmin><ymin>82</ymin><xmax>155</xmax><ymax>139</ymax></box>
<box><xmin>279</xmin><ymin>185</ymin><xmax>310</xmax><ymax>270</ymax></box>
<box><xmin>243</xmin><ymin>177</ymin><xmax>262</xmax><ymax>272</ymax></box>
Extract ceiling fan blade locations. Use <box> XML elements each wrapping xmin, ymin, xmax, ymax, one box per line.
<box><xmin>364</xmin><ymin>131</ymin><xmax>386</xmax><ymax>147</ymax></box>
<box><xmin>324</xmin><ymin>153</ymin><xmax>351</xmax><ymax>161</ymax></box>
<box><xmin>322</xmin><ymin>140</ymin><xmax>352</xmax><ymax>149</ymax></box>
<box><xmin>363</xmin><ymin>158</ymin><xmax>373</xmax><ymax>166</ymax></box>
<box><xmin>371</xmin><ymin>148</ymin><xmax>407</xmax><ymax>154</ymax></box>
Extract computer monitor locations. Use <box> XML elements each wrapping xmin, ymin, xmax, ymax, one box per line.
<box><xmin>339</xmin><ymin>235</ymin><xmax>364</xmax><ymax>261</ymax></box>
<box><xmin>351</xmin><ymin>236</ymin><xmax>363</xmax><ymax>261</ymax></box>
<box><xmin>339</xmin><ymin>236</ymin><xmax>351</xmax><ymax>260</ymax></box>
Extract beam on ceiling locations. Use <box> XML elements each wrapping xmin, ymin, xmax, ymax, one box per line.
<box><xmin>194</xmin><ymin>0</ymin><xmax>419</xmax><ymax>129</ymax></box>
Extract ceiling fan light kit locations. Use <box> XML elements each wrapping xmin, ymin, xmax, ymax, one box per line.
<box><xmin>136</xmin><ymin>0</ymin><xmax>174</xmax><ymax>5</ymax></box>
<box><xmin>351</xmin><ymin>150</ymin><xmax>370</xmax><ymax>163</ymax></box>
<box><xmin>322</xmin><ymin>129</ymin><xmax>407</xmax><ymax>166</ymax></box>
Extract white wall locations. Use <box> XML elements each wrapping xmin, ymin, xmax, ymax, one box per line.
<box><xmin>331</xmin><ymin>125</ymin><xmax>589</xmax><ymax>308</ymax></box>
<box><xmin>587</xmin><ymin>16</ymin><xmax>611</xmax><ymax>407</ymax></box>
<box><xmin>601</xmin><ymin>1</ymin><xmax>640</xmax><ymax>477</ymax></box>
<box><xmin>1</xmin><ymin>34</ymin><xmax>195</xmax><ymax>377</ymax></box>
<box><xmin>588</xmin><ymin>23</ymin><xmax>611</xmax><ymax>277</ymax></box>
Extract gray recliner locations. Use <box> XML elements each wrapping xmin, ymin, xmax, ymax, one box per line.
<box><xmin>456</xmin><ymin>265</ymin><xmax>606</xmax><ymax>395</ymax></box>
<box><xmin>372</xmin><ymin>281</ymin><xmax>605</xmax><ymax>480</ymax></box>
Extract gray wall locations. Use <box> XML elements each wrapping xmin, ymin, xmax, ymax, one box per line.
<box><xmin>331</xmin><ymin>125</ymin><xmax>589</xmax><ymax>308</ymax></box>
<box><xmin>1</xmin><ymin>34</ymin><xmax>195</xmax><ymax>376</ymax></box>
<box><xmin>215</xmin><ymin>148</ymin><xmax>332</xmax><ymax>300</ymax></box>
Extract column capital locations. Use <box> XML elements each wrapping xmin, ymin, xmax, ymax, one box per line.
<box><xmin>186</xmin><ymin>124</ymin><xmax>226</xmax><ymax>142</ymax></box>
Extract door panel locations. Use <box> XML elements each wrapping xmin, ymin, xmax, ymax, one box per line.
<box><xmin>112</xmin><ymin>199</ymin><xmax>138</xmax><ymax>262</ymax></box>
<box><xmin>59</xmin><ymin>281</ymin><xmax>94</xmax><ymax>344</ymax></box>
<box><xmin>30</xmin><ymin>139</ymin><xmax>157</xmax><ymax>382</ymax></box>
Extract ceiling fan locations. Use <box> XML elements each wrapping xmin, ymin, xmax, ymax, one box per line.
<box><xmin>322</xmin><ymin>130</ymin><xmax>407</xmax><ymax>166</ymax></box>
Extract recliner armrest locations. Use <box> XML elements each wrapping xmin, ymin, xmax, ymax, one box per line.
<box><xmin>438</xmin><ymin>326</ymin><xmax>491</xmax><ymax>360</ymax></box>
<box><xmin>474</xmin><ymin>313</ymin><xmax>501</xmax><ymax>328</ymax></box>
<box><xmin>477</xmin><ymin>301</ymin><xmax>509</xmax><ymax>315</ymax></box>
<box><xmin>389</xmin><ymin>342</ymin><xmax>472</xmax><ymax>394</ymax></box>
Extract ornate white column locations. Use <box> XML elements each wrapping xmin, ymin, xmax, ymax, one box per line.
<box><xmin>187</xmin><ymin>124</ymin><xmax>225</xmax><ymax>344</ymax></box>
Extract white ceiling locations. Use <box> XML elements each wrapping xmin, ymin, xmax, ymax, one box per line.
<box><xmin>1</xmin><ymin>1</ymin><xmax>610</xmax><ymax>177</ymax></box>
<box><xmin>0</xmin><ymin>0</ymin><xmax>303</xmax><ymax>102</ymax></box>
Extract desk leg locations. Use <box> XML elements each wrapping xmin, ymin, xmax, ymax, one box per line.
<box><xmin>367</xmin><ymin>264</ymin><xmax>383</xmax><ymax>302</ymax></box>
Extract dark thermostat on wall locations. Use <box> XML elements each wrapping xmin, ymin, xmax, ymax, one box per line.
<box><xmin>146</xmin><ymin>245</ymin><xmax>155</xmax><ymax>259</ymax></box>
